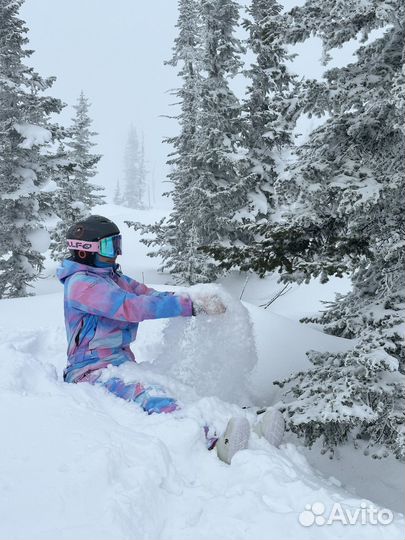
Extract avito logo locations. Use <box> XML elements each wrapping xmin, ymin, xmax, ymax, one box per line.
<box><xmin>298</xmin><ymin>501</ymin><xmax>393</xmax><ymax>527</ymax></box>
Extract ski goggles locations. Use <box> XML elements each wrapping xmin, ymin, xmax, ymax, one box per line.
<box><xmin>67</xmin><ymin>234</ymin><xmax>122</xmax><ymax>258</ymax></box>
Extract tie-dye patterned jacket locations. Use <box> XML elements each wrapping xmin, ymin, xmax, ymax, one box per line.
<box><xmin>57</xmin><ymin>260</ymin><xmax>193</xmax><ymax>383</ymax></box>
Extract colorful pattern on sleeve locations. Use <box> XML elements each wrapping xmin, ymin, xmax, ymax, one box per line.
<box><xmin>57</xmin><ymin>259</ymin><xmax>193</xmax><ymax>383</ymax></box>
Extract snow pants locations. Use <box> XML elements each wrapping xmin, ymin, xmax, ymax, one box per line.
<box><xmin>97</xmin><ymin>377</ymin><xmax>179</xmax><ymax>414</ymax></box>
<box><xmin>84</xmin><ymin>373</ymin><xmax>218</xmax><ymax>449</ymax></box>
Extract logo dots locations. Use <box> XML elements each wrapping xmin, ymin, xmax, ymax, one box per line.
<box><xmin>298</xmin><ymin>502</ymin><xmax>326</xmax><ymax>527</ymax></box>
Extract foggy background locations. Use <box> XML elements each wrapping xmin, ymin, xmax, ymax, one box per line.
<box><xmin>21</xmin><ymin>0</ymin><xmax>358</xmax><ymax>205</ymax></box>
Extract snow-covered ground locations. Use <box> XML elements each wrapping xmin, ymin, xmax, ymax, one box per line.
<box><xmin>0</xmin><ymin>203</ymin><xmax>404</xmax><ymax>540</ymax></box>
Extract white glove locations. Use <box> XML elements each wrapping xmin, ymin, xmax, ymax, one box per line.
<box><xmin>192</xmin><ymin>294</ymin><xmax>226</xmax><ymax>316</ymax></box>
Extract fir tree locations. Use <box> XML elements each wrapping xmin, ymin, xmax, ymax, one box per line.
<box><xmin>49</xmin><ymin>143</ymin><xmax>87</xmax><ymax>261</ymax></box>
<box><xmin>128</xmin><ymin>0</ymin><xmax>245</xmax><ymax>284</ymax></box>
<box><xmin>127</xmin><ymin>0</ymin><xmax>205</xmax><ymax>283</ymax></box>
<box><xmin>189</xmin><ymin>0</ymin><xmax>245</xmax><ymax>281</ymax></box>
<box><xmin>67</xmin><ymin>91</ymin><xmax>103</xmax><ymax>208</ymax></box>
<box><xmin>138</xmin><ymin>133</ymin><xmax>147</xmax><ymax>205</ymax></box>
<box><xmin>241</xmin><ymin>0</ymin><xmax>298</xmax><ymax>216</ymax></box>
<box><xmin>273</xmin><ymin>0</ymin><xmax>405</xmax><ymax>460</ymax></box>
<box><xmin>50</xmin><ymin>92</ymin><xmax>103</xmax><ymax>261</ymax></box>
<box><xmin>207</xmin><ymin>0</ymin><xmax>300</xmax><ymax>269</ymax></box>
<box><xmin>158</xmin><ymin>0</ymin><xmax>205</xmax><ymax>283</ymax></box>
<box><xmin>123</xmin><ymin>125</ymin><xmax>145</xmax><ymax>209</ymax></box>
<box><xmin>0</xmin><ymin>0</ymin><xmax>64</xmax><ymax>297</ymax></box>
<box><xmin>113</xmin><ymin>179</ymin><xmax>123</xmax><ymax>205</ymax></box>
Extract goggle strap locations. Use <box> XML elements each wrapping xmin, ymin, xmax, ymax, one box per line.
<box><xmin>67</xmin><ymin>236</ymin><xmax>122</xmax><ymax>256</ymax></box>
<box><xmin>67</xmin><ymin>239</ymin><xmax>100</xmax><ymax>252</ymax></box>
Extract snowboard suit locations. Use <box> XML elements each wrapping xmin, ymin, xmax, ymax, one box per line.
<box><xmin>57</xmin><ymin>259</ymin><xmax>193</xmax><ymax>414</ymax></box>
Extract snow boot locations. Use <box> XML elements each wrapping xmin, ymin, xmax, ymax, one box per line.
<box><xmin>254</xmin><ymin>408</ymin><xmax>285</xmax><ymax>447</ymax></box>
<box><xmin>216</xmin><ymin>417</ymin><xmax>250</xmax><ymax>465</ymax></box>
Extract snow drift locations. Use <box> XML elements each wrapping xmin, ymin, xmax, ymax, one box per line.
<box><xmin>0</xmin><ymin>292</ymin><xmax>404</xmax><ymax>540</ymax></box>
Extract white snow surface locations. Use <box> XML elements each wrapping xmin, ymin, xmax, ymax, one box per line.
<box><xmin>0</xmin><ymin>204</ymin><xmax>404</xmax><ymax>540</ymax></box>
<box><xmin>0</xmin><ymin>301</ymin><xmax>404</xmax><ymax>540</ymax></box>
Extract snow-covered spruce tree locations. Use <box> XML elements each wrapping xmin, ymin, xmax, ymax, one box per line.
<box><xmin>0</xmin><ymin>0</ymin><xmax>64</xmax><ymax>297</ymax></box>
<box><xmin>50</xmin><ymin>92</ymin><xmax>103</xmax><ymax>261</ymax></box>
<box><xmin>67</xmin><ymin>92</ymin><xmax>103</xmax><ymax>208</ymax></box>
<box><xmin>129</xmin><ymin>0</ymin><xmax>246</xmax><ymax>284</ymax></box>
<box><xmin>158</xmin><ymin>0</ymin><xmax>207</xmax><ymax>283</ymax></box>
<box><xmin>206</xmin><ymin>0</ymin><xmax>300</xmax><ymax>270</ymax></box>
<box><xmin>113</xmin><ymin>179</ymin><xmax>123</xmax><ymax>205</ymax></box>
<box><xmin>138</xmin><ymin>133</ymin><xmax>148</xmax><ymax>205</ymax></box>
<box><xmin>273</xmin><ymin>0</ymin><xmax>405</xmax><ymax>460</ymax></box>
<box><xmin>127</xmin><ymin>0</ymin><xmax>207</xmax><ymax>283</ymax></box>
<box><xmin>186</xmin><ymin>0</ymin><xmax>246</xmax><ymax>282</ymax></box>
<box><xmin>123</xmin><ymin>125</ymin><xmax>145</xmax><ymax>209</ymax></box>
<box><xmin>49</xmin><ymin>143</ymin><xmax>87</xmax><ymax>261</ymax></box>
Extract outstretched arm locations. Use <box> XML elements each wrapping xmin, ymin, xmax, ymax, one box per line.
<box><xmin>67</xmin><ymin>273</ymin><xmax>192</xmax><ymax>323</ymax></box>
<box><xmin>119</xmin><ymin>274</ymin><xmax>226</xmax><ymax>316</ymax></box>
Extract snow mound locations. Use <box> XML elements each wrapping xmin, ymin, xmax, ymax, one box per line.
<box><xmin>245</xmin><ymin>304</ymin><xmax>354</xmax><ymax>405</ymax></box>
<box><xmin>149</xmin><ymin>284</ymin><xmax>258</xmax><ymax>405</ymax></box>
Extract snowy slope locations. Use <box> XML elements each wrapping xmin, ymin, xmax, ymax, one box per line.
<box><xmin>0</xmin><ymin>295</ymin><xmax>404</xmax><ymax>539</ymax></box>
<box><xmin>0</xmin><ymin>203</ymin><xmax>404</xmax><ymax>539</ymax></box>
<box><xmin>245</xmin><ymin>304</ymin><xmax>353</xmax><ymax>404</ymax></box>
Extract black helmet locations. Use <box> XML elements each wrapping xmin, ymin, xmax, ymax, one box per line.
<box><xmin>66</xmin><ymin>215</ymin><xmax>120</xmax><ymax>265</ymax></box>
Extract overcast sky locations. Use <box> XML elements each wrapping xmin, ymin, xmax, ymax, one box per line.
<box><xmin>21</xmin><ymin>0</ymin><xmax>182</xmax><ymax>204</ymax></box>
<box><xmin>20</xmin><ymin>0</ymin><xmax>356</xmax><ymax>206</ymax></box>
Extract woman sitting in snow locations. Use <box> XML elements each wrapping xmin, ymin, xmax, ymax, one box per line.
<box><xmin>57</xmin><ymin>215</ymin><xmax>285</xmax><ymax>464</ymax></box>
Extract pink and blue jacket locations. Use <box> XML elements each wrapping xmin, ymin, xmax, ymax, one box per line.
<box><xmin>57</xmin><ymin>260</ymin><xmax>193</xmax><ymax>383</ymax></box>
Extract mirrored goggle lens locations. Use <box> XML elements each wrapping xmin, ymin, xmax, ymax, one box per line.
<box><xmin>99</xmin><ymin>235</ymin><xmax>122</xmax><ymax>257</ymax></box>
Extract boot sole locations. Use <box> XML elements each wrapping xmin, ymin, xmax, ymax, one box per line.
<box><xmin>216</xmin><ymin>417</ymin><xmax>250</xmax><ymax>464</ymax></box>
<box><xmin>260</xmin><ymin>409</ymin><xmax>285</xmax><ymax>447</ymax></box>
